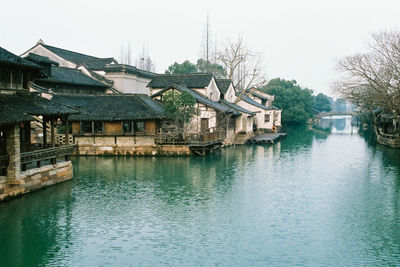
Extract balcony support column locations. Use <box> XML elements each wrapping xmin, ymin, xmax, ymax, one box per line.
<box><xmin>6</xmin><ymin>124</ymin><xmax>21</xmax><ymax>182</ymax></box>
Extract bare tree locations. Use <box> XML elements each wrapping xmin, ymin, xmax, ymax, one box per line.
<box><xmin>333</xmin><ymin>30</ymin><xmax>400</xmax><ymax>124</ymax></box>
<box><xmin>119</xmin><ymin>42</ymin><xmax>133</xmax><ymax>65</ymax></box>
<box><xmin>135</xmin><ymin>45</ymin><xmax>155</xmax><ymax>72</ymax></box>
<box><xmin>217</xmin><ymin>37</ymin><xmax>267</xmax><ymax>99</ymax></box>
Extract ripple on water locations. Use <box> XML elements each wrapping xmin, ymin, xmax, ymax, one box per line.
<box><xmin>1</xmin><ymin>126</ymin><xmax>400</xmax><ymax>266</ymax></box>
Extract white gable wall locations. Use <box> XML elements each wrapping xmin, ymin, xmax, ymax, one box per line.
<box><xmin>105</xmin><ymin>73</ymin><xmax>151</xmax><ymax>95</ymax></box>
<box><xmin>206</xmin><ymin>78</ymin><xmax>221</xmax><ymax>101</ymax></box>
<box><xmin>225</xmin><ymin>84</ymin><xmax>236</xmax><ymax>102</ymax></box>
<box><xmin>21</xmin><ymin>45</ymin><xmax>77</xmax><ymax>68</ymax></box>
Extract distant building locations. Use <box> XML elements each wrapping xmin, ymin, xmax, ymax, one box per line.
<box><xmin>234</xmin><ymin>89</ymin><xmax>282</xmax><ymax>131</ymax></box>
<box><xmin>148</xmin><ymin>73</ymin><xmax>221</xmax><ymax>101</ymax></box>
<box><xmin>21</xmin><ymin>40</ymin><xmax>156</xmax><ymax>95</ymax></box>
<box><xmin>25</xmin><ymin>53</ymin><xmax>112</xmax><ymax>95</ymax></box>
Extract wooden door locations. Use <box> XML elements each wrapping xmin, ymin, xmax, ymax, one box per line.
<box><xmin>145</xmin><ymin>120</ymin><xmax>156</xmax><ymax>135</ymax></box>
<box><xmin>201</xmin><ymin>118</ymin><xmax>209</xmax><ymax>132</ymax></box>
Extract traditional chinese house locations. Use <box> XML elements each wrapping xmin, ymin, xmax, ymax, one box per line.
<box><xmin>149</xmin><ymin>74</ymin><xmax>257</xmax><ymax>146</ymax></box>
<box><xmin>52</xmin><ymin>94</ymin><xmax>167</xmax><ymax>155</ymax></box>
<box><xmin>0</xmin><ymin>47</ymin><xmax>78</xmax><ymax>201</ymax></box>
<box><xmin>21</xmin><ymin>40</ymin><xmax>156</xmax><ymax>95</ymax></box>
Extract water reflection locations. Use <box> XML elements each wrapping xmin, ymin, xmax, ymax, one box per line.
<box><xmin>0</xmin><ymin>126</ymin><xmax>400</xmax><ymax>265</ymax></box>
<box><xmin>317</xmin><ymin>115</ymin><xmax>358</xmax><ymax>135</ymax></box>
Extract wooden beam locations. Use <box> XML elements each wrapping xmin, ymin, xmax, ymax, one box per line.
<box><xmin>50</xmin><ymin>119</ymin><xmax>55</xmax><ymax>147</ymax></box>
<box><xmin>43</xmin><ymin>117</ymin><xmax>47</xmax><ymax>148</ymax></box>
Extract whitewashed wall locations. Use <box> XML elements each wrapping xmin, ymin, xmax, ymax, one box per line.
<box><xmin>105</xmin><ymin>73</ymin><xmax>151</xmax><ymax>95</ymax></box>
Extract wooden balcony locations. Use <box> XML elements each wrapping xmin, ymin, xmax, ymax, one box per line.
<box><xmin>20</xmin><ymin>144</ymin><xmax>76</xmax><ymax>171</ymax></box>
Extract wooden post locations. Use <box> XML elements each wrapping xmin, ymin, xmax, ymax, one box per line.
<box><xmin>65</xmin><ymin>117</ymin><xmax>69</xmax><ymax>145</ymax></box>
<box><xmin>51</xmin><ymin>119</ymin><xmax>55</xmax><ymax>147</ymax></box>
<box><xmin>43</xmin><ymin>117</ymin><xmax>47</xmax><ymax>148</ymax></box>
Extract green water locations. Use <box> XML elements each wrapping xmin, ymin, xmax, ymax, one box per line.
<box><xmin>1</xmin><ymin>121</ymin><xmax>400</xmax><ymax>266</ymax></box>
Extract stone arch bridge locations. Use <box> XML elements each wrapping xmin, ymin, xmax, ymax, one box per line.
<box><xmin>314</xmin><ymin>111</ymin><xmax>359</xmax><ymax>120</ymax></box>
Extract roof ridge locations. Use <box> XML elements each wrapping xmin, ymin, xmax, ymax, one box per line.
<box><xmin>133</xmin><ymin>94</ymin><xmax>159</xmax><ymax>113</ymax></box>
<box><xmin>156</xmin><ymin>73</ymin><xmax>213</xmax><ymax>77</ymax></box>
<box><xmin>43</xmin><ymin>44</ymin><xmax>101</xmax><ymax>60</ymax></box>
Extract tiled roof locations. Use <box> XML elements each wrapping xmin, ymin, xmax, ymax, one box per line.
<box><xmin>36</xmin><ymin>66</ymin><xmax>108</xmax><ymax>88</ymax></box>
<box><xmin>236</xmin><ymin>93</ymin><xmax>277</xmax><ymax>110</ymax></box>
<box><xmin>220</xmin><ymin>99</ymin><xmax>255</xmax><ymax>116</ymax></box>
<box><xmin>67</xmin><ymin>94</ymin><xmax>165</xmax><ymax>121</ymax></box>
<box><xmin>152</xmin><ymin>83</ymin><xmax>240</xmax><ymax>115</ymax></box>
<box><xmin>0</xmin><ymin>47</ymin><xmax>42</xmax><ymax>70</ymax></box>
<box><xmin>25</xmin><ymin>53</ymin><xmax>59</xmax><ymax>66</ymax></box>
<box><xmin>216</xmin><ymin>79</ymin><xmax>233</xmax><ymax>94</ymax></box>
<box><xmin>76</xmin><ymin>58</ymin><xmax>116</xmax><ymax>71</ymax></box>
<box><xmin>252</xmin><ymin>92</ymin><xmax>269</xmax><ymax>101</ymax></box>
<box><xmin>147</xmin><ymin>73</ymin><xmax>214</xmax><ymax>88</ymax></box>
<box><xmin>0</xmin><ymin>106</ymin><xmax>33</xmax><ymax>126</ymax></box>
<box><xmin>104</xmin><ymin>64</ymin><xmax>157</xmax><ymax>79</ymax></box>
<box><xmin>244</xmin><ymin>88</ymin><xmax>270</xmax><ymax>101</ymax></box>
<box><xmin>52</xmin><ymin>94</ymin><xmax>96</xmax><ymax>108</ymax></box>
<box><xmin>42</xmin><ymin>44</ymin><xmax>117</xmax><ymax>70</ymax></box>
<box><xmin>0</xmin><ymin>93</ymin><xmax>78</xmax><ymax>126</ymax></box>
<box><xmin>84</xmin><ymin>67</ymin><xmax>114</xmax><ymax>86</ymax></box>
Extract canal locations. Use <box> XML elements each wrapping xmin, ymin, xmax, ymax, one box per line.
<box><xmin>1</xmin><ymin>117</ymin><xmax>400</xmax><ymax>266</ymax></box>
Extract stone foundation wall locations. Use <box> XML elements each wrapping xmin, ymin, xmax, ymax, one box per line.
<box><xmin>75</xmin><ymin>136</ymin><xmax>192</xmax><ymax>156</ymax></box>
<box><xmin>76</xmin><ymin>143</ymin><xmax>192</xmax><ymax>156</ymax></box>
<box><xmin>0</xmin><ymin>161</ymin><xmax>73</xmax><ymax>202</ymax></box>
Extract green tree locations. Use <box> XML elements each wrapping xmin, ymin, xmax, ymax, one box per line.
<box><xmin>314</xmin><ymin>93</ymin><xmax>332</xmax><ymax>113</ymax></box>
<box><xmin>165</xmin><ymin>60</ymin><xmax>198</xmax><ymax>74</ymax></box>
<box><xmin>196</xmin><ymin>59</ymin><xmax>226</xmax><ymax>78</ymax></box>
<box><xmin>162</xmin><ymin>90</ymin><xmax>199</xmax><ymax>128</ymax></box>
<box><xmin>260</xmin><ymin>78</ymin><xmax>314</xmax><ymax>124</ymax></box>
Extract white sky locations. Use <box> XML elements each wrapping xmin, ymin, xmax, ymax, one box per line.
<box><xmin>1</xmin><ymin>0</ymin><xmax>400</xmax><ymax>96</ymax></box>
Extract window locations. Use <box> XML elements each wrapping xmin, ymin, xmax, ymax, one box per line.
<box><xmin>81</xmin><ymin>121</ymin><xmax>92</xmax><ymax>133</ymax></box>
<box><xmin>123</xmin><ymin>121</ymin><xmax>132</xmax><ymax>133</ymax></box>
<box><xmin>94</xmin><ymin>121</ymin><xmax>103</xmax><ymax>133</ymax></box>
<box><xmin>261</xmin><ymin>99</ymin><xmax>267</xmax><ymax>106</ymax></box>
<box><xmin>135</xmin><ymin>121</ymin><xmax>145</xmax><ymax>132</ymax></box>
<box><xmin>264</xmin><ymin>114</ymin><xmax>270</xmax><ymax>123</ymax></box>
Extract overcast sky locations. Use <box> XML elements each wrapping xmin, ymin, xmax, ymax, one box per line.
<box><xmin>1</xmin><ymin>0</ymin><xmax>399</xmax><ymax>96</ymax></box>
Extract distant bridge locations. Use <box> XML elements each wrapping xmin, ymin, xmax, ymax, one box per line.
<box><xmin>314</xmin><ymin>111</ymin><xmax>359</xmax><ymax>120</ymax></box>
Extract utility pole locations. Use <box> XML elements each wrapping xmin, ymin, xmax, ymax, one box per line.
<box><xmin>206</xmin><ymin>12</ymin><xmax>209</xmax><ymax>62</ymax></box>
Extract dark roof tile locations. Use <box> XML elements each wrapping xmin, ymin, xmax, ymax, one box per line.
<box><xmin>25</xmin><ymin>53</ymin><xmax>59</xmax><ymax>66</ymax></box>
<box><xmin>42</xmin><ymin>44</ymin><xmax>117</xmax><ymax>70</ymax></box>
<box><xmin>36</xmin><ymin>66</ymin><xmax>108</xmax><ymax>88</ymax></box>
<box><xmin>0</xmin><ymin>93</ymin><xmax>78</xmax><ymax>126</ymax></box>
<box><xmin>148</xmin><ymin>73</ymin><xmax>214</xmax><ymax>88</ymax></box>
<box><xmin>152</xmin><ymin>83</ymin><xmax>239</xmax><ymax>115</ymax></box>
<box><xmin>216</xmin><ymin>79</ymin><xmax>233</xmax><ymax>94</ymax></box>
<box><xmin>0</xmin><ymin>47</ymin><xmax>42</xmax><ymax>70</ymax></box>
<box><xmin>66</xmin><ymin>94</ymin><xmax>165</xmax><ymax>121</ymax></box>
<box><xmin>236</xmin><ymin>93</ymin><xmax>277</xmax><ymax>110</ymax></box>
<box><xmin>104</xmin><ymin>64</ymin><xmax>157</xmax><ymax>79</ymax></box>
<box><xmin>220</xmin><ymin>99</ymin><xmax>255</xmax><ymax>116</ymax></box>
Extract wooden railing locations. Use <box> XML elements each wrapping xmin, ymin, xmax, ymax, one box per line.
<box><xmin>155</xmin><ymin>128</ymin><xmax>225</xmax><ymax>146</ymax></box>
<box><xmin>20</xmin><ymin>145</ymin><xmax>76</xmax><ymax>171</ymax></box>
